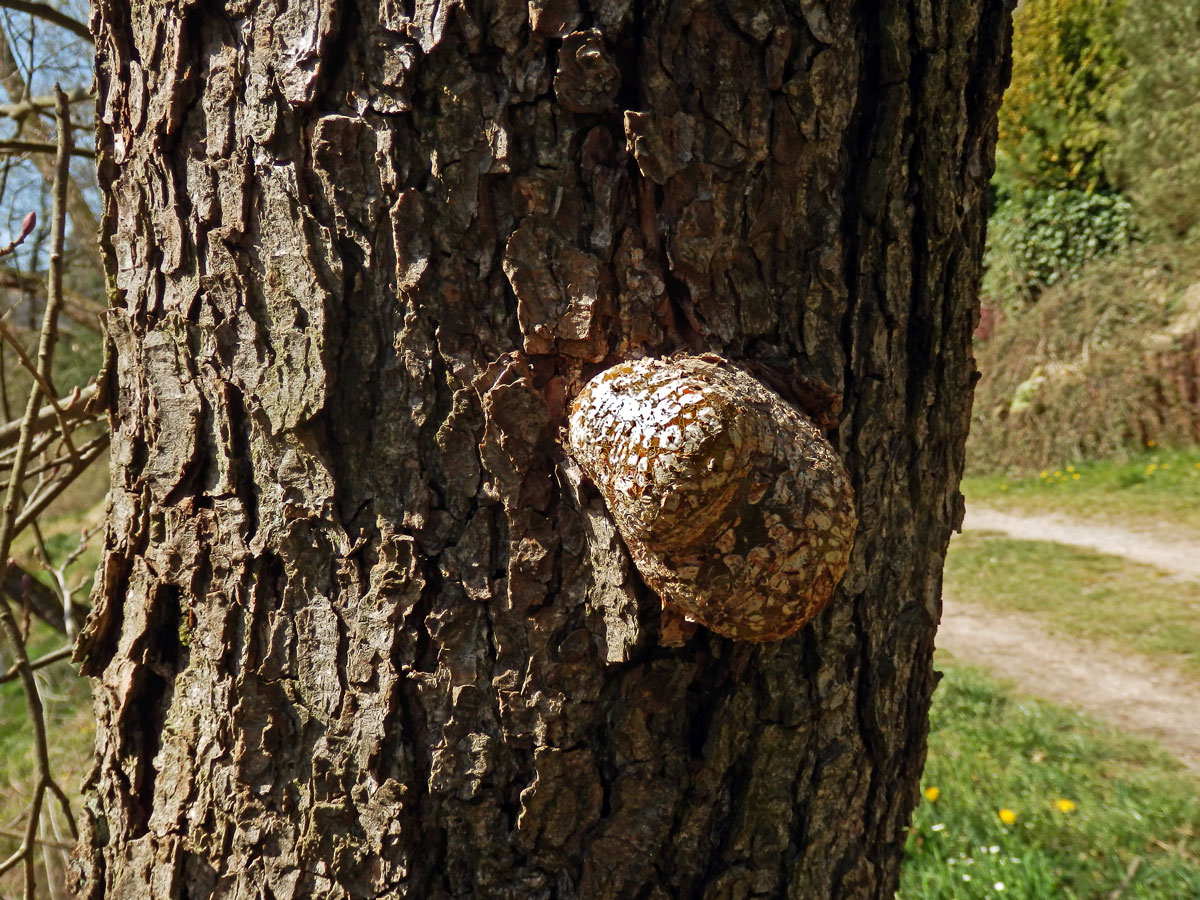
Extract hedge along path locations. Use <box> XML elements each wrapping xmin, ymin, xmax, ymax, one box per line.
<box><xmin>938</xmin><ymin>505</ymin><xmax>1200</xmax><ymax>775</ymax></box>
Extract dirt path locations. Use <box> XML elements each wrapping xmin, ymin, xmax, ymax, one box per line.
<box><xmin>939</xmin><ymin>506</ymin><xmax>1200</xmax><ymax>776</ymax></box>
<box><xmin>937</xmin><ymin>602</ymin><xmax>1200</xmax><ymax>776</ymax></box>
<box><xmin>962</xmin><ymin>507</ymin><xmax>1200</xmax><ymax>580</ymax></box>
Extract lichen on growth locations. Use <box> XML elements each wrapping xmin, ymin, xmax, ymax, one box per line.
<box><xmin>567</xmin><ymin>355</ymin><xmax>856</xmax><ymax>642</ymax></box>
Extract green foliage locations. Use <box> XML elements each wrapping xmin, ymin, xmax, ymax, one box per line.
<box><xmin>982</xmin><ymin>189</ymin><xmax>1134</xmax><ymax>306</ymax></box>
<box><xmin>1108</xmin><ymin>0</ymin><xmax>1200</xmax><ymax>236</ymax></box>
<box><xmin>997</xmin><ymin>0</ymin><xmax>1128</xmax><ymax>197</ymax></box>
<box><xmin>901</xmin><ymin>664</ymin><xmax>1200</xmax><ymax>899</ymax></box>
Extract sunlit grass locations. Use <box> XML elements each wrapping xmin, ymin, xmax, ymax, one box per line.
<box><xmin>943</xmin><ymin>532</ymin><xmax>1200</xmax><ymax>677</ymax></box>
<box><xmin>900</xmin><ymin>662</ymin><xmax>1200</xmax><ymax>899</ymax></box>
<box><xmin>963</xmin><ymin>446</ymin><xmax>1200</xmax><ymax>536</ymax></box>
<box><xmin>0</xmin><ymin>618</ymin><xmax>93</xmax><ymax>897</ymax></box>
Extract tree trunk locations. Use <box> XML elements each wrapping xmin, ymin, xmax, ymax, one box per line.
<box><xmin>73</xmin><ymin>2</ymin><xmax>1011</xmax><ymax>898</ymax></box>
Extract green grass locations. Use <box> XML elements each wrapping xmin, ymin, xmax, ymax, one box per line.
<box><xmin>963</xmin><ymin>446</ymin><xmax>1200</xmax><ymax>537</ymax></box>
<box><xmin>901</xmin><ymin>662</ymin><xmax>1200</xmax><ymax>899</ymax></box>
<box><xmin>0</xmin><ymin>620</ymin><xmax>93</xmax><ymax>896</ymax></box>
<box><xmin>942</xmin><ymin>531</ymin><xmax>1200</xmax><ymax>677</ymax></box>
<box><xmin>0</xmin><ymin>621</ymin><xmax>93</xmax><ymax>791</ymax></box>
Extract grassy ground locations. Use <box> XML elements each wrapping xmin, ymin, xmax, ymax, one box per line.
<box><xmin>0</xmin><ymin>619</ymin><xmax>93</xmax><ymax>896</ymax></box>
<box><xmin>963</xmin><ymin>446</ymin><xmax>1200</xmax><ymax>537</ymax></box>
<box><xmin>943</xmin><ymin>530</ymin><xmax>1200</xmax><ymax>677</ymax></box>
<box><xmin>901</xmin><ymin>661</ymin><xmax>1200</xmax><ymax>899</ymax></box>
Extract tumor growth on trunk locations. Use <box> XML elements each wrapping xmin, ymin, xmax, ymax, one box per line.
<box><xmin>567</xmin><ymin>355</ymin><xmax>856</xmax><ymax>642</ymax></box>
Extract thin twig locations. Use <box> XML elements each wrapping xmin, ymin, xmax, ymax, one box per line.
<box><xmin>0</xmin><ymin>323</ymin><xmax>80</xmax><ymax>457</ymax></box>
<box><xmin>0</xmin><ymin>265</ymin><xmax>106</xmax><ymax>333</ymax></box>
<box><xmin>5</xmin><ymin>431</ymin><xmax>108</xmax><ymax>481</ymax></box>
<box><xmin>0</xmin><ymin>86</ymin><xmax>89</xmax><ymax>119</ymax></box>
<box><xmin>0</xmin><ymin>85</ymin><xmax>74</xmax><ymax>898</ymax></box>
<box><xmin>0</xmin><ymin>428</ymin><xmax>59</xmax><ymax>472</ymax></box>
<box><xmin>0</xmin><ymin>382</ymin><xmax>96</xmax><ymax>453</ymax></box>
<box><xmin>0</xmin><ymin>644</ymin><xmax>71</xmax><ymax>683</ymax></box>
<box><xmin>41</xmin><ymin>782</ymin><xmax>74</xmax><ymax>843</ymax></box>
<box><xmin>12</xmin><ymin>434</ymin><xmax>107</xmax><ymax>535</ymax></box>
<box><xmin>43</xmin><ymin>521</ymin><xmax>101</xmax><ymax>638</ymax></box>
<box><xmin>0</xmin><ymin>559</ymin><xmax>90</xmax><ymax>636</ymax></box>
<box><xmin>0</xmin><ymin>139</ymin><xmax>95</xmax><ymax>159</ymax></box>
<box><xmin>0</xmin><ymin>29</ymin><xmax>102</xmax><ymax>273</ymax></box>
<box><xmin>0</xmin><ymin>827</ymin><xmax>73</xmax><ymax>852</ymax></box>
<box><xmin>0</xmin><ymin>321</ymin><xmax>59</xmax><ymax>397</ymax></box>
<box><xmin>43</xmin><ymin>800</ymin><xmax>71</xmax><ymax>900</ymax></box>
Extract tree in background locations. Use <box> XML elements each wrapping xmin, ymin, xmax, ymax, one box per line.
<box><xmin>997</xmin><ymin>0</ymin><xmax>1127</xmax><ymax>196</ymax></box>
<box><xmin>1109</xmin><ymin>0</ymin><xmax>1200</xmax><ymax>236</ymax></box>
<box><xmin>985</xmin><ymin>0</ymin><xmax>1132</xmax><ymax>306</ymax></box>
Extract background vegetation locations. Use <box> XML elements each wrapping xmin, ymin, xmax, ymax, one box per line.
<box><xmin>973</xmin><ymin>0</ymin><xmax>1200</xmax><ymax>473</ymax></box>
<box><xmin>922</xmin><ymin>2</ymin><xmax>1200</xmax><ymax>897</ymax></box>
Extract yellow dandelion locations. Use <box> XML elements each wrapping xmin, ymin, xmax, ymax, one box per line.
<box><xmin>1066</xmin><ymin>466</ymin><xmax>1075</xmax><ymax>473</ymax></box>
<box><xmin>1072</xmin><ymin>473</ymin><xmax>1080</xmax><ymax>480</ymax></box>
<box><xmin>1147</xmin><ymin>464</ymin><xmax>1158</xmax><ymax>474</ymax></box>
<box><xmin>1147</xmin><ymin>440</ymin><xmax>1157</xmax><ymax>448</ymax></box>
<box><xmin>1162</xmin><ymin>463</ymin><xmax>1170</xmax><ymax>469</ymax></box>
<box><xmin>1000</xmin><ymin>484</ymin><xmax>1008</xmax><ymax>491</ymax></box>
<box><xmin>1040</xmin><ymin>470</ymin><xmax>1049</xmax><ymax>479</ymax></box>
<box><xmin>1194</xmin><ymin>462</ymin><xmax>1200</xmax><ymax>470</ymax></box>
<box><xmin>925</xmin><ymin>786</ymin><xmax>940</xmax><ymax>802</ymax></box>
<box><xmin>1054</xmin><ymin>471</ymin><xmax>1062</xmax><ymax>478</ymax></box>
<box><xmin>998</xmin><ymin>808</ymin><xmax>1017</xmax><ymax>825</ymax></box>
<box><xmin>1055</xmin><ymin>799</ymin><xmax>1076</xmax><ymax>813</ymax></box>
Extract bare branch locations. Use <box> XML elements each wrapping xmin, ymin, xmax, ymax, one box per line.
<box><xmin>0</xmin><ymin>1</ymin><xmax>90</xmax><ymax>42</ymax></box>
<box><xmin>0</xmin><ymin>325</ymin><xmax>92</xmax><ymax>456</ymax></box>
<box><xmin>0</xmin><ymin>561</ymin><xmax>90</xmax><ymax>635</ymax></box>
<box><xmin>12</xmin><ymin>432</ymin><xmax>107</xmax><ymax>534</ymax></box>
<box><xmin>0</xmin><ymin>265</ymin><xmax>106</xmax><ymax>332</ymax></box>
<box><xmin>0</xmin><ymin>829</ymin><xmax>73</xmax><ymax>852</ymax></box>
<box><xmin>0</xmin><ymin>644</ymin><xmax>71</xmax><ymax>682</ymax></box>
<box><xmin>13</xmin><ymin>432</ymin><xmax>106</xmax><ymax>479</ymax></box>
<box><xmin>42</xmin><ymin>520</ymin><xmax>101</xmax><ymax>637</ymax></box>
<box><xmin>0</xmin><ymin>85</ymin><xmax>74</xmax><ymax>899</ymax></box>
<box><xmin>0</xmin><ymin>86</ymin><xmax>89</xmax><ymax>119</ymax></box>
<box><xmin>0</xmin><ymin>139</ymin><xmax>95</xmax><ymax>159</ymax></box>
<box><xmin>0</xmin><ymin>29</ymin><xmax>100</xmax><ymax>271</ymax></box>
<box><xmin>0</xmin><ymin>384</ymin><xmax>98</xmax><ymax>451</ymax></box>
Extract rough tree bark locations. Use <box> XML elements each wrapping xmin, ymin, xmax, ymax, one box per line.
<box><xmin>73</xmin><ymin>1</ymin><xmax>1011</xmax><ymax>897</ymax></box>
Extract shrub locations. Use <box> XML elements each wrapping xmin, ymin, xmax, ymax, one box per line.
<box><xmin>1108</xmin><ymin>0</ymin><xmax>1200</xmax><ymax>236</ymax></box>
<box><xmin>996</xmin><ymin>0</ymin><xmax>1127</xmax><ymax>198</ymax></box>
<box><xmin>982</xmin><ymin>189</ymin><xmax>1134</xmax><ymax>307</ymax></box>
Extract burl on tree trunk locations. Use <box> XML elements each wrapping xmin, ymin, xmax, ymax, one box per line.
<box><xmin>73</xmin><ymin>1</ymin><xmax>1010</xmax><ymax>898</ymax></box>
